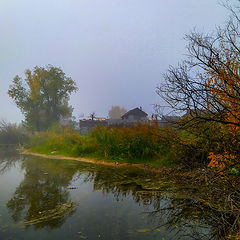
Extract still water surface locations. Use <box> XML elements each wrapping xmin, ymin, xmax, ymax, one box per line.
<box><xmin>0</xmin><ymin>149</ymin><xmax>213</xmax><ymax>240</ymax></box>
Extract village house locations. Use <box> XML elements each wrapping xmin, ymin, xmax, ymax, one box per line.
<box><xmin>79</xmin><ymin>107</ymin><xmax>179</xmax><ymax>134</ymax></box>
<box><xmin>121</xmin><ymin>107</ymin><xmax>148</xmax><ymax>122</ymax></box>
<box><xmin>79</xmin><ymin>107</ymin><xmax>148</xmax><ymax>133</ymax></box>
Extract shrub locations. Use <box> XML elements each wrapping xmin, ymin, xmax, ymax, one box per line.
<box><xmin>29</xmin><ymin>128</ymin><xmax>97</xmax><ymax>157</ymax></box>
<box><xmin>170</xmin><ymin>118</ymin><xmax>232</xmax><ymax>167</ymax></box>
<box><xmin>92</xmin><ymin>124</ymin><xmax>175</xmax><ymax>163</ymax></box>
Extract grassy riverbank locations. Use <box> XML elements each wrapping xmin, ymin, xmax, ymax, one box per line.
<box><xmin>28</xmin><ymin>121</ymin><xmax>227</xmax><ymax>169</ymax></box>
<box><xmin>22</xmin><ymin>123</ymin><xmax>240</xmax><ymax>239</ymax></box>
<box><xmin>29</xmin><ymin>125</ymin><xmax>177</xmax><ymax>167</ymax></box>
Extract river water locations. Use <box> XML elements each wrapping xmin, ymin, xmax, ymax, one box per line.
<box><xmin>0</xmin><ymin>149</ymin><xmax>217</xmax><ymax>240</ymax></box>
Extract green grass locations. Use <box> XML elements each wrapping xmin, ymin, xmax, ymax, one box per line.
<box><xmin>30</xmin><ymin>145</ymin><xmax>175</xmax><ymax>167</ymax></box>
<box><xmin>28</xmin><ymin>125</ymin><xmax>177</xmax><ymax>167</ymax></box>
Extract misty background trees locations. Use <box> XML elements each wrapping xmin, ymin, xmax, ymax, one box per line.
<box><xmin>108</xmin><ymin>106</ymin><xmax>127</xmax><ymax>119</ymax></box>
<box><xmin>8</xmin><ymin>65</ymin><xmax>78</xmax><ymax>132</ymax></box>
<box><xmin>0</xmin><ymin>120</ymin><xmax>26</xmax><ymax>145</ymax></box>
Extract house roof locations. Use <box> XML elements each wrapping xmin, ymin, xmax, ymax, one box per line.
<box><xmin>121</xmin><ymin>107</ymin><xmax>148</xmax><ymax>119</ymax></box>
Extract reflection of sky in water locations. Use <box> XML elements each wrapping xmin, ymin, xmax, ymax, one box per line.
<box><xmin>0</xmin><ymin>161</ymin><xmax>24</xmax><ymax>202</ymax></box>
<box><xmin>0</xmin><ymin>151</ymin><xmax>211</xmax><ymax>240</ymax></box>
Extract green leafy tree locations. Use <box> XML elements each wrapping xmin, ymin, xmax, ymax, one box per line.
<box><xmin>8</xmin><ymin>65</ymin><xmax>78</xmax><ymax>131</ymax></box>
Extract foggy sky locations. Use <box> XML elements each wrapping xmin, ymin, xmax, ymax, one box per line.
<box><xmin>0</xmin><ymin>0</ymin><xmax>229</xmax><ymax>122</ymax></box>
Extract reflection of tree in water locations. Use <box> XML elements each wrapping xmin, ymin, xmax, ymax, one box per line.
<box><xmin>82</xmin><ymin>166</ymin><xmax>240</xmax><ymax>240</ymax></box>
<box><xmin>84</xmin><ymin>166</ymin><xmax>162</xmax><ymax>204</ymax></box>
<box><xmin>5</xmin><ymin>155</ymin><xmax>240</xmax><ymax>239</ymax></box>
<box><xmin>144</xmin><ymin>197</ymin><xmax>211</xmax><ymax>240</ymax></box>
<box><xmin>7</xmin><ymin>157</ymin><xmax>78</xmax><ymax>229</ymax></box>
<box><xmin>144</xmin><ymin>195</ymin><xmax>240</xmax><ymax>240</ymax></box>
<box><xmin>0</xmin><ymin>148</ymin><xmax>22</xmax><ymax>174</ymax></box>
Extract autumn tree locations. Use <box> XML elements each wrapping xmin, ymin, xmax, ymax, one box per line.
<box><xmin>8</xmin><ymin>65</ymin><xmax>78</xmax><ymax>131</ymax></box>
<box><xmin>156</xmin><ymin>1</ymin><xmax>240</xmax><ymax>169</ymax></box>
<box><xmin>108</xmin><ymin>106</ymin><xmax>127</xmax><ymax>119</ymax></box>
<box><xmin>157</xmin><ymin>1</ymin><xmax>240</xmax><ymax>128</ymax></box>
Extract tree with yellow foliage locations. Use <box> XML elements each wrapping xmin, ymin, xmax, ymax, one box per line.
<box><xmin>157</xmin><ymin>1</ymin><xmax>240</xmax><ymax>170</ymax></box>
<box><xmin>8</xmin><ymin>65</ymin><xmax>78</xmax><ymax>131</ymax></box>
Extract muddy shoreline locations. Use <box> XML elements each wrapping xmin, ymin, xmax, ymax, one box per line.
<box><xmin>21</xmin><ymin>150</ymin><xmax>206</xmax><ymax>181</ymax></box>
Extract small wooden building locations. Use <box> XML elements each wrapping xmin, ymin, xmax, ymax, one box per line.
<box><xmin>121</xmin><ymin>107</ymin><xmax>148</xmax><ymax>122</ymax></box>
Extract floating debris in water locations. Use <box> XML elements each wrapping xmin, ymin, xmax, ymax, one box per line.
<box><xmin>24</xmin><ymin>202</ymin><xmax>77</xmax><ymax>226</ymax></box>
<box><xmin>77</xmin><ymin>232</ymin><xmax>88</xmax><ymax>239</ymax></box>
<box><xmin>137</xmin><ymin>228</ymin><xmax>151</xmax><ymax>233</ymax></box>
<box><xmin>79</xmin><ymin>236</ymin><xmax>87</xmax><ymax>239</ymax></box>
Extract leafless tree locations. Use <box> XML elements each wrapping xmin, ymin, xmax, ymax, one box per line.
<box><xmin>156</xmin><ymin>1</ymin><xmax>240</xmax><ymax>127</ymax></box>
<box><xmin>89</xmin><ymin>112</ymin><xmax>96</xmax><ymax>120</ymax></box>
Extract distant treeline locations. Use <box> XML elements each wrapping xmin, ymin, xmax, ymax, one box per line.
<box><xmin>0</xmin><ymin>120</ymin><xmax>27</xmax><ymax>145</ymax></box>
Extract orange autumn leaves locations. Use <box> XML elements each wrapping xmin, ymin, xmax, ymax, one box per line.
<box><xmin>208</xmin><ymin>152</ymin><xmax>236</xmax><ymax>172</ymax></box>
<box><xmin>205</xmin><ymin>48</ymin><xmax>240</xmax><ymax>171</ymax></box>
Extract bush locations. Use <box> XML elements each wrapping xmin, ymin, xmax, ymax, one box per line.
<box><xmin>29</xmin><ymin>128</ymin><xmax>98</xmax><ymax>157</ymax></box>
<box><xmin>92</xmin><ymin>124</ymin><xmax>175</xmax><ymax>163</ymax></box>
<box><xmin>170</xmin><ymin>118</ymin><xmax>231</xmax><ymax>167</ymax></box>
